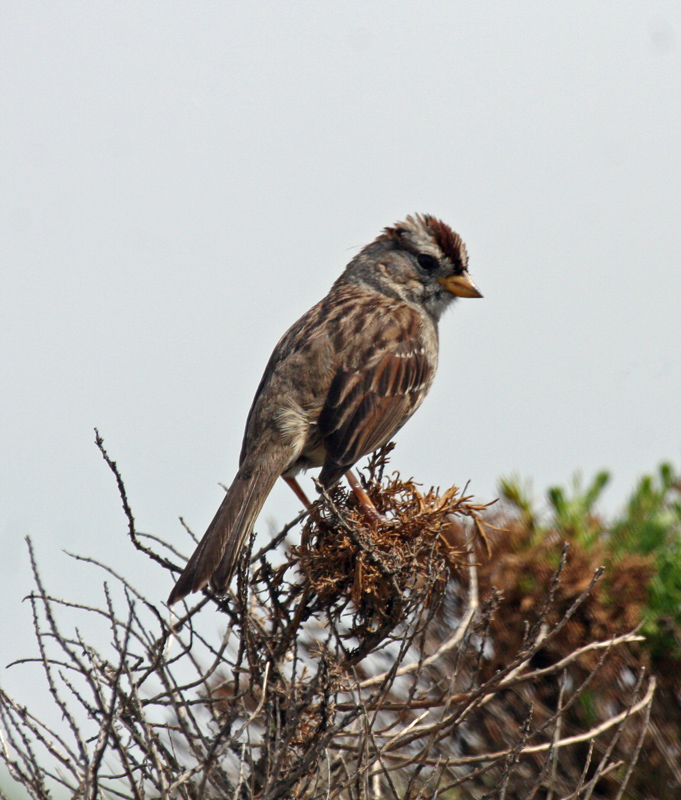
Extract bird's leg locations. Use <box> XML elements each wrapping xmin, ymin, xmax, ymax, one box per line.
<box><xmin>345</xmin><ymin>469</ymin><xmax>385</xmax><ymax>523</ymax></box>
<box><xmin>283</xmin><ymin>475</ymin><xmax>313</xmax><ymax>509</ymax></box>
<box><xmin>285</xmin><ymin>471</ymin><xmax>385</xmax><ymax>525</ymax></box>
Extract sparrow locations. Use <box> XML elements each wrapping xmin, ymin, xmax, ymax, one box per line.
<box><xmin>168</xmin><ymin>214</ymin><xmax>482</xmax><ymax>605</ymax></box>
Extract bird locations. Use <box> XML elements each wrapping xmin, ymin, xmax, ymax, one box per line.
<box><xmin>167</xmin><ymin>214</ymin><xmax>482</xmax><ymax>605</ymax></box>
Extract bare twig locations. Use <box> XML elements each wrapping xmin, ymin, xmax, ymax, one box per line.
<box><xmin>0</xmin><ymin>446</ymin><xmax>661</xmax><ymax>800</ymax></box>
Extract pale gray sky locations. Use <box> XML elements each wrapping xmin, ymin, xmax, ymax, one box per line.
<box><xmin>2</xmin><ymin>3</ymin><xmax>681</xmax><ymax>710</ymax></box>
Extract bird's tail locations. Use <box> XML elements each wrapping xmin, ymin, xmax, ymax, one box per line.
<box><xmin>168</xmin><ymin>452</ymin><xmax>286</xmax><ymax>605</ymax></box>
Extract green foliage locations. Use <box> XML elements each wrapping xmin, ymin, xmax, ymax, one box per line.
<box><xmin>577</xmin><ymin>689</ymin><xmax>598</xmax><ymax>727</ymax></box>
<box><xmin>499</xmin><ymin>462</ymin><xmax>681</xmax><ymax>659</ymax></box>
<box><xmin>608</xmin><ymin>463</ymin><xmax>681</xmax><ymax>657</ymax></box>
<box><xmin>516</xmin><ymin>571</ymin><xmax>537</xmax><ymax>596</ymax></box>
<box><xmin>547</xmin><ymin>470</ymin><xmax>610</xmax><ymax>548</ymax></box>
<box><xmin>499</xmin><ymin>470</ymin><xmax>611</xmax><ymax>548</ymax></box>
<box><xmin>498</xmin><ymin>474</ymin><xmax>537</xmax><ymax>534</ymax></box>
<box><xmin>609</xmin><ymin>463</ymin><xmax>680</xmax><ymax>557</ymax></box>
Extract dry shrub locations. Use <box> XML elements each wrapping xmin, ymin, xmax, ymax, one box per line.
<box><xmin>458</xmin><ymin>517</ymin><xmax>655</xmax><ymax>681</ymax></box>
<box><xmin>294</xmin><ymin>446</ymin><xmax>482</xmax><ymax>629</ymax></box>
<box><xmin>0</xmin><ymin>438</ymin><xmax>658</xmax><ymax>800</ymax></box>
<box><xmin>443</xmin><ymin>507</ymin><xmax>677</xmax><ymax>799</ymax></box>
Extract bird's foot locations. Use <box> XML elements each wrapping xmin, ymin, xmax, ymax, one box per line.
<box><xmin>345</xmin><ymin>470</ymin><xmax>390</xmax><ymax>525</ymax></box>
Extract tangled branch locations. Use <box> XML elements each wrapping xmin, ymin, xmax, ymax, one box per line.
<box><xmin>0</xmin><ymin>440</ymin><xmax>655</xmax><ymax>799</ymax></box>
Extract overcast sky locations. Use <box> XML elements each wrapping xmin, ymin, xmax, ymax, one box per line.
<box><xmin>2</xmin><ymin>2</ymin><xmax>680</xmax><ymax>717</ymax></box>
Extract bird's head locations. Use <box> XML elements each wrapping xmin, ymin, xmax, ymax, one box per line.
<box><xmin>347</xmin><ymin>214</ymin><xmax>482</xmax><ymax>320</ymax></box>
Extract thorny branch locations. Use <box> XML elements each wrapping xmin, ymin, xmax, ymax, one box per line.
<box><xmin>0</xmin><ymin>441</ymin><xmax>656</xmax><ymax>799</ymax></box>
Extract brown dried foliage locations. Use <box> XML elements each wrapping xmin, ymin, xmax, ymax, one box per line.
<box><xmin>295</xmin><ymin>446</ymin><xmax>480</xmax><ymax>626</ymax></box>
<box><xmin>460</xmin><ymin>517</ymin><xmax>655</xmax><ymax>683</ymax></box>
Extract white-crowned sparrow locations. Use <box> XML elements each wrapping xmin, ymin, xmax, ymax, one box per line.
<box><xmin>168</xmin><ymin>214</ymin><xmax>482</xmax><ymax>605</ymax></box>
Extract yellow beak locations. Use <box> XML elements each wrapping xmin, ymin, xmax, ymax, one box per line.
<box><xmin>437</xmin><ymin>271</ymin><xmax>483</xmax><ymax>298</ymax></box>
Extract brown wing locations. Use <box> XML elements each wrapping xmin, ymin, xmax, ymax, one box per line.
<box><xmin>317</xmin><ymin>336</ymin><xmax>433</xmax><ymax>488</ymax></box>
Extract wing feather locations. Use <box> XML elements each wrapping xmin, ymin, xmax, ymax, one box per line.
<box><xmin>318</xmin><ymin>337</ymin><xmax>433</xmax><ymax>487</ymax></box>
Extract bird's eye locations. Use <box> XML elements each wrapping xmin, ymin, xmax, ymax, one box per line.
<box><xmin>417</xmin><ymin>253</ymin><xmax>438</xmax><ymax>272</ymax></box>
